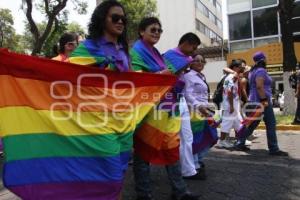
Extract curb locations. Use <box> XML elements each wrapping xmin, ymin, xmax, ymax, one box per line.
<box><xmin>257</xmin><ymin>124</ymin><xmax>300</xmax><ymax>131</ymax></box>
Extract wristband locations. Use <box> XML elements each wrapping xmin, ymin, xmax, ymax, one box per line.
<box><xmin>260</xmin><ymin>97</ymin><xmax>268</xmax><ymax>102</ymax></box>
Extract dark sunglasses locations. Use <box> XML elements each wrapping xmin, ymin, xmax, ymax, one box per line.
<box><xmin>150</xmin><ymin>27</ymin><xmax>163</xmax><ymax>34</ymax></box>
<box><xmin>66</xmin><ymin>42</ymin><xmax>78</xmax><ymax>46</ymax></box>
<box><xmin>193</xmin><ymin>59</ymin><xmax>206</xmax><ymax>64</ymax></box>
<box><xmin>111</xmin><ymin>14</ymin><xmax>127</xmax><ymax>24</ymax></box>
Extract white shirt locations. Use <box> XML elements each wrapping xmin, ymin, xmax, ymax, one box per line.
<box><xmin>222</xmin><ymin>74</ymin><xmax>240</xmax><ymax>111</ymax></box>
<box><xmin>183</xmin><ymin>70</ymin><xmax>209</xmax><ymax>108</ymax></box>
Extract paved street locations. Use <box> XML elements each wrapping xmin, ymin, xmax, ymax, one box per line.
<box><xmin>1</xmin><ymin>130</ymin><xmax>300</xmax><ymax>200</ymax></box>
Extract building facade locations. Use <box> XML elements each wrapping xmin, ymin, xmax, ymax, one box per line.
<box><xmin>156</xmin><ymin>0</ymin><xmax>223</xmax><ymax>52</ymax></box>
<box><xmin>227</xmin><ymin>0</ymin><xmax>300</xmax><ymax>53</ymax></box>
<box><xmin>96</xmin><ymin>0</ymin><xmax>223</xmax><ymax>52</ymax></box>
<box><xmin>227</xmin><ymin>0</ymin><xmax>300</xmax><ymax>93</ymax></box>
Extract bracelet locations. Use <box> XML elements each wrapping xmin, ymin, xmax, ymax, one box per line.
<box><xmin>260</xmin><ymin>97</ymin><xmax>268</xmax><ymax>102</ymax></box>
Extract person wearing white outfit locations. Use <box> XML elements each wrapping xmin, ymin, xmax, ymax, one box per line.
<box><xmin>219</xmin><ymin>60</ymin><xmax>244</xmax><ymax>148</ymax></box>
<box><xmin>180</xmin><ymin>55</ymin><xmax>211</xmax><ymax>180</ymax></box>
<box><xmin>179</xmin><ymin>97</ymin><xmax>197</xmax><ymax>177</ymax></box>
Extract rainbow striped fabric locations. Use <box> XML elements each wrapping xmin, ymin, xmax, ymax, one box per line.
<box><xmin>134</xmin><ymin>81</ymin><xmax>184</xmax><ymax>165</ymax></box>
<box><xmin>0</xmin><ymin>49</ymin><xmax>176</xmax><ymax>199</ymax></box>
<box><xmin>69</xmin><ymin>39</ymin><xmax>129</xmax><ymax>72</ymax></box>
<box><xmin>190</xmin><ymin>112</ymin><xmax>218</xmax><ymax>154</ymax></box>
<box><xmin>163</xmin><ymin>48</ymin><xmax>193</xmax><ymax>74</ymax></box>
<box><xmin>130</xmin><ymin>39</ymin><xmax>166</xmax><ymax>72</ymax></box>
<box><xmin>133</xmin><ymin>46</ymin><xmax>191</xmax><ymax>165</ymax></box>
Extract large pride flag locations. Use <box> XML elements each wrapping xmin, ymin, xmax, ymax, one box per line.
<box><xmin>0</xmin><ymin>49</ymin><xmax>176</xmax><ymax>200</ymax></box>
<box><xmin>189</xmin><ymin>112</ymin><xmax>218</xmax><ymax>154</ymax></box>
<box><xmin>133</xmin><ymin>47</ymin><xmax>191</xmax><ymax>165</ymax></box>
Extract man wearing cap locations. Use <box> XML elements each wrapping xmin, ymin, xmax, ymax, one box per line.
<box><xmin>235</xmin><ymin>51</ymin><xmax>288</xmax><ymax>156</ymax></box>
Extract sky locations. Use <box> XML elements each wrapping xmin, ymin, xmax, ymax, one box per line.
<box><xmin>0</xmin><ymin>0</ymin><xmax>228</xmax><ymax>39</ymax></box>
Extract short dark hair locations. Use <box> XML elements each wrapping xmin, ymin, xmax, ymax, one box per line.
<box><xmin>138</xmin><ymin>17</ymin><xmax>161</xmax><ymax>38</ymax></box>
<box><xmin>179</xmin><ymin>32</ymin><xmax>201</xmax><ymax>45</ymax></box>
<box><xmin>53</xmin><ymin>32</ymin><xmax>78</xmax><ymax>55</ymax></box>
<box><xmin>230</xmin><ymin>59</ymin><xmax>242</xmax><ymax>69</ymax></box>
<box><xmin>240</xmin><ymin>59</ymin><xmax>246</xmax><ymax>64</ymax></box>
<box><xmin>88</xmin><ymin>0</ymin><xmax>129</xmax><ymax>53</ymax></box>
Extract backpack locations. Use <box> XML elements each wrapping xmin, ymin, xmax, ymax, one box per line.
<box><xmin>289</xmin><ymin>73</ymin><xmax>297</xmax><ymax>90</ymax></box>
<box><xmin>212</xmin><ymin>75</ymin><xmax>227</xmax><ymax>109</ymax></box>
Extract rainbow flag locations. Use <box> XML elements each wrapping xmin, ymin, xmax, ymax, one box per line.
<box><xmin>134</xmin><ymin>80</ymin><xmax>184</xmax><ymax>165</ymax></box>
<box><xmin>0</xmin><ymin>49</ymin><xmax>176</xmax><ymax>199</ymax></box>
<box><xmin>130</xmin><ymin>39</ymin><xmax>166</xmax><ymax>72</ymax></box>
<box><xmin>163</xmin><ymin>48</ymin><xmax>193</xmax><ymax>74</ymax></box>
<box><xmin>69</xmin><ymin>39</ymin><xmax>129</xmax><ymax>72</ymax></box>
<box><xmin>236</xmin><ymin>105</ymin><xmax>263</xmax><ymax>138</ymax></box>
<box><xmin>190</xmin><ymin>112</ymin><xmax>218</xmax><ymax>154</ymax></box>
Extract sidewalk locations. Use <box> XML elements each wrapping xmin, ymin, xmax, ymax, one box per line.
<box><xmin>257</xmin><ymin>123</ymin><xmax>300</xmax><ymax>131</ymax></box>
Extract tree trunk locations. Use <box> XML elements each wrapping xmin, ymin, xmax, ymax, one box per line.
<box><xmin>278</xmin><ymin>0</ymin><xmax>297</xmax><ymax>115</ymax></box>
<box><xmin>283</xmin><ymin>72</ymin><xmax>296</xmax><ymax>115</ymax></box>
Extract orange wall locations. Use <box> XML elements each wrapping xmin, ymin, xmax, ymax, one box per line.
<box><xmin>227</xmin><ymin>42</ymin><xmax>300</xmax><ymax>66</ymax></box>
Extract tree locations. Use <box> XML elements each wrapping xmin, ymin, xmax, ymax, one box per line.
<box><xmin>21</xmin><ymin>0</ymin><xmax>87</xmax><ymax>55</ymax></box>
<box><xmin>0</xmin><ymin>8</ymin><xmax>25</xmax><ymax>53</ymax></box>
<box><xmin>278</xmin><ymin>0</ymin><xmax>298</xmax><ymax>114</ymax></box>
<box><xmin>118</xmin><ymin>0</ymin><xmax>157</xmax><ymax>43</ymax></box>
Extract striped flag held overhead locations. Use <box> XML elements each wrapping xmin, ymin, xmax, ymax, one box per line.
<box><xmin>0</xmin><ymin>49</ymin><xmax>176</xmax><ymax>200</ymax></box>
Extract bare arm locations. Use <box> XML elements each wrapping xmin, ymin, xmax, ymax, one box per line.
<box><xmin>228</xmin><ymin>87</ymin><xmax>234</xmax><ymax>113</ymax></box>
<box><xmin>296</xmin><ymin>82</ymin><xmax>300</xmax><ymax>97</ymax></box>
<box><xmin>240</xmin><ymin>78</ymin><xmax>248</xmax><ymax>101</ymax></box>
<box><xmin>256</xmin><ymin>77</ymin><xmax>268</xmax><ymax>107</ymax></box>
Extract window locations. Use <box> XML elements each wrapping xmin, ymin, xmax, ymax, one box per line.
<box><xmin>196</xmin><ymin>19</ymin><xmax>205</xmax><ymax>34</ymax></box>
<box><xmin>205</xmin><ymin>27</ymin><xmax>210</xmax><ymax>37</ymax></box>
<box><xmin>230</xmin><ymin>41</ymin><xmax>252</xmax><ymax>52</ymax></box>
<box><xmin>216</xmin><ymin>2</ymin><xmax>222</xmax><ymax>12</ymax></box>
<box><xmin>196</xmin><ymin>0</ymin><xmax>209</xmax><ymax>17</ymax></box>
<box><xmin>254</xmin><ymin>37</ymin><xmax>279</xmax><ymax>47</ymax></box>
<box><xmin>292</xmin><ymin>18</ymin><xmax>300</xmax><ymax>33</ymax></box>
<box><xmin>253</xmin><ymin>7</ymin><xmax>278</xmax><ymax>37</ymax></box>
<box><xmin>209</xmin><ymin>30</ymin><xmax>217</xmax><ymax>39</ymax></box>
<box><xmin>217</xmin><ymin>19</ymin><xmax>222</xmax><ymax>30</ymax></box>
<box><xmin>252</xmin><ymin>0</ymin><xmax>277</xmax><ymax>8</ymax></box>
<box><xmin>229</xmin><ymin>11</ymin><xmax>251</xmax><ymax>40</ymax></box>
<box><xmin>293</xmin><ymin>1</ymin><xmax>300</xmax><ymax>17</ymax></box>
<box><xmin>228</xmin><ymin>0</ymin><xmax>250</xmax><ymax>14</ymax></box>
<box><xmin>209</xmin><ymin>11</ymin><xmax>216</xmax><ymax>24</ymax></box>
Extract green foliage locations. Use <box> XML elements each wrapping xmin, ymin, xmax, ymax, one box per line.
<box><xmin>21</xmin><ymin>0</ymin><xmax>87</xmax><ymax>55</ymax></box>
<box><xmin>0</xmin><ymin>8</ymin><xmax>25</xmax><ymax>53</ymax></box>
<box><xmin>118</xmin><ymin>0</ymin><xmax>157</xmax><ymax>43</ymax></box>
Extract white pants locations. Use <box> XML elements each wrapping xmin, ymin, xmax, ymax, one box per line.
<box><xmin>179</xmin><ymin>98</ymin><xmax>197</xmax><ymax>176</ymax></box>
<box><xmin>220</xmin><ymin>109</ymin><xmax>242</xmax><ymax>133</ymax></box>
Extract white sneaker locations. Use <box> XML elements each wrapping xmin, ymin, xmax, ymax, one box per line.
<box><xmin>245</xmin><ymin>140</ymin><xmax>252</xmax><ymax>146</ymax></box>
<box><xmin>218</xmin><ymin>140</ymin><xmax>233</xmax><ymax>148</ymax></box>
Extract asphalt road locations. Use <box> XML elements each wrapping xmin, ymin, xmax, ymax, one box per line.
<box><xmin>1</xmin><ymin>130</ymin><xmax>300</xmax><ymax>200</ymax></box>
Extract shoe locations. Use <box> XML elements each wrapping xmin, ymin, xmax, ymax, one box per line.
<box><xmin>245</xmin><ymin>139</ymin><xmax>252</xmax><ymax>146</ymax></box>
<box><xmin>199</xmin><ymin>161</ymin><xmax>205</xmax><ymax>168</ymax></box>
<box><xmin>183</xmin><ymin>168</ymin><xmax>206</xmax><ymax>180</ymax></box>
<box><xmin>269</xmin><ymin>150</ymin><xmax>289</xmax><ymax>156</ymax></box>
<box><xmin>233</xmin><ymin>144</ymin><xmax>250</xmax><ymax>151</ymax></box>
<box><xmin>171</xmin><ymin>193</ymin><xmax>200</xmax><ymax>200</ymax></box>
<box><xmin>218</xmin><ymin>140</ymin><xmax>233</xmax><ymax>148</ymax></box>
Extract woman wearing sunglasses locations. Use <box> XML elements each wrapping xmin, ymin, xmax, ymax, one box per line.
<box><xmin>131</xmin><ymin>18</ymin><xmax>199</xmax><ymax>200</ymax></box>
<box><xmin>181</xmin><ymin>55</ymin><xmax>218</xmax><ymax>180</ymax></box>
<box><xmin>52</xmin><ymin>32</ymin><xmax>78</xmax><ymax>62</ymax></box>
<box><xmin>70</xmin><ymin>0</ymin><xmax>130</xmax><ymax>72</ymax></box>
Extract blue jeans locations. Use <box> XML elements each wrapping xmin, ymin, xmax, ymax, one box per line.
<box><xmin>237</xmin><ymin>102</ymin><xmax>279</xmax><ymax>153</ymax></box>
<box><xmin>133</xmin><ymin>154</ymin><xmax>187</xmax><ymax>198</ymax></box>
<box><xmin>193</xmin><ymin>146</ymin><xmax>209</xmax><ymax>169</ymax></box>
